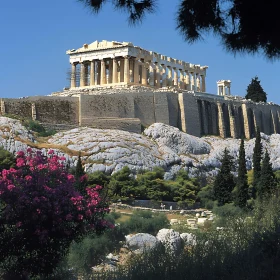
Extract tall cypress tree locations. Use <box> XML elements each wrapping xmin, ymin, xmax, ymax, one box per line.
<box><xmin>245</xmin><ymin>76</ymin><xmax>267</xmax><ymax>103</ymax></box>
<box><xmin>234</xmin><ymin>139</ymin><xmax>249</xmax><ymax>208</ymax></box>
<box><xmin>213</xmin><ymin>148</ymin><xmax>235</xmax><ymax>206</ymax></box>
<box><xmin>257</xmin><ymin>150</ymin><xmax>277</xmax><ymax>199</ymax></box>
<box><xmin>252</xmin><ymin>126</ymin><xmax>262</xmax><ymax>198</ymax></box>
<box><xmin>75</xmin><ymin>153</ymin><xmax>87</xmax><ymax>194</ymax></box>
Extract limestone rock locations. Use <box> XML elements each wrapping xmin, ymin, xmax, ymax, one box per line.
<box><xmin>180</xmin><ymin>233</ymin><xmax>197</xmax><ymax>246</ymax></box>
<box><xmin>125</xmin><ymin>233</ymin><xmax>159</xmax><ymax>252</ymax></box>
<box><xmin>156</xmin><ymin>229</ymin><xmax>183</xmax><ymax>255</ymax></box>
<box><xmin>144</xmin><ymin>123</ymin><xmax>211</xmax><ymax>155</ymax></box>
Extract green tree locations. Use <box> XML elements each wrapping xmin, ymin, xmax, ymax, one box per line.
<box><xmin>234</xmin><ymin>139</ymin><xmax>249</xmax><ymax>208</ymax></box>
<box><xmin>80</xmin><ymin>0</ymin><xmax>280</xmax><ymax>59</ymax></box>
<box><xmin>257</xmin><ymin>150</ymin><xmax>277</xmax><ymax>199</ymax></box>
<box><xmin>108</xmin><ymin>166</ymin><xmax>135</xmax><ymax>200</ymax></box>
<box><xmin>0</xmin><ymin>147</ymin><xmax>15</xmax><ymax>172</ymax></box>
<box><xmin>245</xmin><ymin>77</ymin><xmax>267</xmax><ymax>102</ymax></box>
<box><xmin>172</xmin><ymin>170</ymin><xmax>200</xmax><ymax>208</ymax></box>
<box><xmin>213</xmin><ymin>148</ymin><xmax>235</xmax><ymax>206</ymax></box>
<box><xmin>252</xmin><ymin>126</ymin><xmax>263</xmax><ymax>197</ymax></box>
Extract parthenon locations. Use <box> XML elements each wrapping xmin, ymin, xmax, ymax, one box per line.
<box><xmin>66</xmin><ymin>40</ymin><xmax>208</xmax><ymax>91</ymax></box>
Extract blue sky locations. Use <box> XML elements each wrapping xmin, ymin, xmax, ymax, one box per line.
<box><xmin>1</xmin><ymin>0</ymin><xmax>280</xmax><ymax>103</ymax></box>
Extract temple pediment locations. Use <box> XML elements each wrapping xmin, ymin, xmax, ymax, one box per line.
<box><xmin>67</xmin><ymin>40</ymin><xmax>133</xmax><ymax>54</ymax></box>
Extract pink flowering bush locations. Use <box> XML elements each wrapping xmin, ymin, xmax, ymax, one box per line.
<box><xmin>0</xmin><ymin>149</ymin><xmax>110</xmax><ymax>278</ymax></box>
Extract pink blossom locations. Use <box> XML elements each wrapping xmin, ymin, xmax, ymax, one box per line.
<box><xmin>27</xmin><ymin>148</ymin><xmax>32</xmax><ymax>153</ymax></box>
<box><xmin>17</xmin><ymin>151</ymin><xmax>24</xmax><ymax>157</ymax></box>
<box><xmin>48</xmin><ymin>150</ymin><xmax>54</xmax><ymax>155</ymax></box>
<box><xmin>25</xmin><ymin>175</ymin><xmax>32</xmax><ymax>181</ymax></box>
<box><xmin>16</xmin><ymin>158</ymin><xmax>25</xmax><ymax>167</ymax></box>
<box><xmin>7</xmin><ymin>184</ymin><xmax>15</xmax><ymax>191</ymax></box>
<box><xmin>78</xmin><ymin>214</ymin><xmax>83</xmax><ymax>220</ymax></box>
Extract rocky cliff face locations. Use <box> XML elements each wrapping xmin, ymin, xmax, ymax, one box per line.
<box><xmin>0</xmin><ymin>117</ymin><xmax>279</xmax><ymax>178</ymax></box>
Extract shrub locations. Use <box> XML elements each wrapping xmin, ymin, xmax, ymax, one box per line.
<box><xmin>124</xmin><ymin>210</ymin><xmax>170</xmax><ymax>235</ymax></box>
<box><xmin>0</xmin><ymin>149</ymin><xmax>110</xmax><ymax>278</ymax></box>
<box><xmin>0</xmin><ymin>146</ymin><xmax>15</xmax><ymax>172</ymax></box>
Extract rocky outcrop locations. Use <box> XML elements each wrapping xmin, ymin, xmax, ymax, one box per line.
<box><xmin>1</xmin><ymin>117</ymin><xmax>280</xmax><ymax>178</ymax></box>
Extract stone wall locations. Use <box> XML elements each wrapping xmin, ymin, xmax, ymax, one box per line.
<box><xmin>2</xmin><ymin>91</ymin><xmax>280</xmax><ymax>139</ymax></box>
<box><xmin>1</xmin><ymin>96</ymin><xmax>79</xmax><ymax>125</ymax></box>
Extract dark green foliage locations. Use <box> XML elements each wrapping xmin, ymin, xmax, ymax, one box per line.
<box><xmin>172</xmin><ymin>170</ymin><xmax>200</xmax><ymax>208</ymax></box>
<box><xmin>80</xmin><ymin>1</ymin><xmax>280</xmax><ymax>59</ymax></box>
<box><xmin>213</xmin><ymin>148</ymin><xmax>235</xmax><ymax>206</ymax></box>
<box><xmin>87</xmin><ymin>171</ymin><xmax>111</xmax><ymax>188</ymax></box>
<box><xmin>198</xmin><ymin>184</ymin><xmax>215</xmax><ymax>209</ymax></box>
<box><xmin>257</xmin><ymin>150</ymin><xmax>277</xmax><ymax>199</ymax></box>
<box><xmin>234</xmin><ymin>139</ymin><xmax>249</xmax><ymax>208</ymax></box>
<box><xmin>74</xmin><ymin>153</ymin><xmax>86</xmax><ymax>194</ymax></box>
<box><xmin>0</xmin><ymin>147</ymin><xmax>15</xmax><ymax>172</ymax></box>
<box><xmin>108</xmin><ymin>166</ymin><xmax>136</xmax><ymax>200</ymax></box>
<box><xmin>245</xmin><ymin>76</ymin><xmax>267</xmax><ymax>102</ymax></box>
<box><xmin>23</xmin><ymin>119</ymin><xmax>56</xmax><ymax>137</ymax></box>
<box><xmin>123</xmin><ymin>210</ymin><xmax>170</xmax><ymax>235</ymax></box>
<box><xmin>252</xmin><ymin>127</ymin><xmax>262</xmax><ymax>196</ymax></box>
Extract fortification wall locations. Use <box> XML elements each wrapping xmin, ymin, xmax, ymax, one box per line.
<box><xmin>2</xmin><ymin>90</ymin><xmax>280</xmax><ymax>139</ymax></box>
<box><xmin>0</xmin><ymin>96</ymin><xmax>79</xmax><ymax>125</ymax></box>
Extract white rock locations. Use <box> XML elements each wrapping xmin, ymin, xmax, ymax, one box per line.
<box><xmin>156</xmin><ymin>229</ymin><xmax>183</xmax><ymax>255</ymax></box>
<box><xmin>125</xmin><ymin>233</ymin><xmax>159</xmax><ymax>252</ymax></box>
<box><xmin>180</xmin><ymin>233</ymin><xmax>197</xmax><ymax>246</ymax></box>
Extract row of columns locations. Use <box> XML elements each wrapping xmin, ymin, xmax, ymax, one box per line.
<box><xmin>70</xmin><ymin>57</ymin><xmax>206</xmax><ymax>91</ymax></box>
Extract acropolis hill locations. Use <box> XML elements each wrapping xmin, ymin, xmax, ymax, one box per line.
<box><xmin>1</xmin><ymin>40</ymin><xmax>280</xmax><ymax>139</ymax></box>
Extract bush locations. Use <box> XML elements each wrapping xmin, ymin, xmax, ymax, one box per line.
<box><xmin>23</xmin><ymin>119</ymin><xmax>56</xmax><ymax>137</ymax></box>
<box><xmin>123</xmin><ymin>210</ymin><xmax>170</xmax><ymax>235</ymax></box>
<box><xmin>0</xmin><ymin>149</ymin><xmax>110</xmax><ymax>278</ymax></box>
<box><xmin>0</xmin><ymin>146</ymin><xmax>15</xmax><ymax>172</ymax></box>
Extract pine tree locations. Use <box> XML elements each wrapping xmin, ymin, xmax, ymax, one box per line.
<box><xmin>213</xmin><ymin>148</ymin><xmax>235</xmax><ymax>206</ymax></box>
<box><xmin>245</xmin><ymin>76</ymin><xmax>267</xmax><ymax>103</ymax></box>
<box><xmin>234</xmin><ymin>139</ymin><xmax>249</xmax><ymax>208</ymax></box>
<box><xmin>257</xmin><ymin>150</ymin><xmax>277</xmax><ymax>199</ymax></box>
<box><xmin>252</xmin><ymin>126</ymin><xmax>262</xmax><ymax>198</ymax></box>
<box><xmin>75</xmin><ymin>153</ymin><xmax>85</xmax><ymax>179</ymax></box>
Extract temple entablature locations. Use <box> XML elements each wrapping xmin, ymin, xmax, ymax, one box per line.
<box><xmin>66</xmin><ymin>40</ymin><xmax>208</xmax><ymax>91</ymax></box>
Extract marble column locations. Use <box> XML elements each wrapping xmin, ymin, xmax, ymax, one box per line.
<box><xmin>196</xmin><ymin>74</ymin><xmax>201</xmax><ymax>92</ymax></box>
<box><xmin>155</xmin><ymin>63</ymin><xmax>161</xmax><ymax>88</ymax></box>
<box><xmin>167</xmin><ymin>66</ymin><xmax>172</xmax><ymax>86</ymax></box>
<box><xmin>173</xmin><ymin>68</ymin><xmax>178</xmax><ymax>87</ymax></box>
<box><xmin>141</xmin><ymin>62</ymin><xmax>147</xmax><ymax>85</ymax></box>
<box><xmin>149</xmin><ymin>64</ymin><xmax>155</xmax><ymax>86</ymax></box>
<box><xmin>90</xmin><ymin>60</ymin><xmax>95</xmax><ymax>86</ymax></box>
<box><xmin>201</xmin><ymin>75</ymin><xmax>206</xmax><ymax>92</ymax></box>
<box><xmin>71</xmin><ymin>63</ymin><xmax>76</xmax><ymax>88</ymax></box>
<box><xmin>97</xmin><ymin>60</ymin><xmax>101</xmax><ymax>85</ymax></box>
<box><xmin>108</xmin><ymin>59</ymin><xmax>113</xmax><ymax>83</ymax></box>
<box><xmin>113</xmin><ymin>58</ymin><xmax>118</xmax><ymax>84</ymax></box>
<box><xmin>80</xmin><ymin>62</ymin><xmax>86</xmax><ymax>87</ymax></box>
<box><xmin>134</xmin><ymin>58</ymin><xmax>139</xmax><ymax>83</ymax></box>
<box><xmin>190</xmin><ymin>72</ymin><xmax>195</xmax><ymax>90</ymax></box>
<box><xmin>100</xmin><ymin>59</ymin><xmax>107</xmax><ymax>85</ymax></box>
<box><xmin>161</xmin><ymin>64</ymin><xmax>167</xmax><ymax>87</ymax></box>
<box><xmin>185</xmin><ymin>71</ymin><xmax>190</xmax><ymax>90</ymax></box>
<box><xmin>179</xmin><ymin>70</ymin><xmax>185</xmax><ymax>89</ymax></box>
<box><xmin>124</xmin><ymin>56</ymin><xmax>130</xmax><ymax>84</ymax></box>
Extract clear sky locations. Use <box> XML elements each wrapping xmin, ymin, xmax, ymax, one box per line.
<box><xmin>1</xmin><ymin>0</ymin><xmax>280</xmax><ymax>103</ymax></box>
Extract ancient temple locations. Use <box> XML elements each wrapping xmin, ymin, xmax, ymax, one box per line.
<box><xmin>66</xmin><ymin>40</ymin><xmax>208</xmax><ymax>91</ymax></box>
